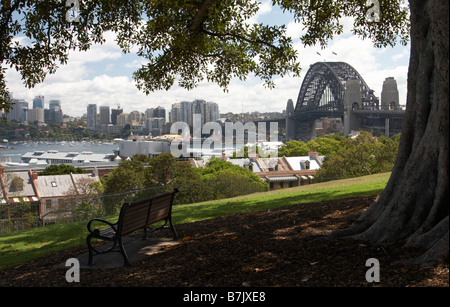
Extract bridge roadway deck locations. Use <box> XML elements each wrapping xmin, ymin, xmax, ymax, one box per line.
<box><xmin>352</xmin><ymin>109</ymin><xmax>406</xmax><ymax>118</ymax></box>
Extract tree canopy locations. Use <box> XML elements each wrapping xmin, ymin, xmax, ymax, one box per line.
<box><xmin>1</xmin><ymin>0</ymin><xmax>409</xmax><ymax>112</ymax></box>
<box><xmin>278</xmin><ymin>133</ymin><xmax>344</xmax><ymax>157</ymax></box>
<box><xmin>315</xmin><ymin>132</ymin><xmax>399</xmax><ymax>179</ymax></box>
<box><xmin>102</xmin><ymin>153</ymin><xmax>155</xmax><ymax>196</ymax></box>
<box><xmin>101</xmin><ymin>153</ymin><xmax>268</xmax><ymax>209</ymax></box>
<box><xmin>39</xmin><ymin>163</ymin><xmax>87</xmax><ymax>175</ymax></box>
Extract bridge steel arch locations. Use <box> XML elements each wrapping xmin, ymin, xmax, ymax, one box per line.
<box><xmin>294</xmin><ymin>62</ymin><xmax>378</xmax><ymax>114</ymax></box>
<box><xmin>288</xmin><ymin>62</ymin><xmax>380</xmax><ymax>141</ymax></box>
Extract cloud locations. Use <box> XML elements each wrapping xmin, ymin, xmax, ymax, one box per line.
<box><xmin>5</xmin><ymin>10</ymin><xmax>410</xmax><ymax>119</ymax></box>
<box><xmin>286</xmin><ymin>20</ymin><xmax>305</xmax><ymax>39</ymax></box>
<box><xmin>124</xmin><ymin>59</ymin><xmax>147</xmax><ymax>69</ymax></box>
<box><xmin>246</xmin><ymin>0</ymin><xmax>273</xmax><ymax>25</ymax></box>
<box><xmin>257</xmin><ymin>1</ymin><xmax>273</xmax><ymax>15</ymax></box>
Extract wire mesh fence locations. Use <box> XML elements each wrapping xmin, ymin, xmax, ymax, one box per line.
<box><xmin>0</xmin><ymin>179</ymin><xmax>268</xmax><ymax>234</ymax></box>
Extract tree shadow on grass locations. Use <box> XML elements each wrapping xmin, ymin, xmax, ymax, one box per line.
<box><xmin>172</xmin><ymin>186</ymin><xmax>383</xmax><ymax>225</ymax></box>
<box><xmin>144</xmin><ymin>196</ymin><xmax>445</xmax><ymax>287</ymax></box>
<box><xmin>0</xmin><ymin>185</ymin><xmax>382</xmax><ymax>270</ymax></box>
<box><xmin>1</xmin><ymin>196</ymin><xmax>447</xmax><ymax>287</ymax></box>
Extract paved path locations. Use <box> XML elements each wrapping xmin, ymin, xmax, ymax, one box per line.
<box><xmin>54</xmin><ymin>237</ymin><xmax>179</xmax><ymax>269</ymax></box>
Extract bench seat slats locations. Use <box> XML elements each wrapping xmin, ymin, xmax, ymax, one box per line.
<box><xmin>99</xmin><ymin>227</ymin><xmax>116</xmax><ymax>239</ymax></box>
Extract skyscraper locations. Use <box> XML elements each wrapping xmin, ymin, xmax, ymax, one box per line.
<box><xmin>49</xmin><ymin>100</ymin><xmax>61</xmax><ymax>111</ymax></box>
<box><xmin>111</xmin><ymin>107</ymin><xmax>123</xmax><ymax>125</ymax></box>
<box><xmin>46</xmin><ymin>99</ymin><xmax>63</xmax><ymax>122</ymax></box>
<box><xmin>6</xmin><ymin>99</ymin><xmax>28</xmax><ymax>122</ymax></box>
<box><xmin>191</xmin><ymin>99</ymin><xmax>206</xmax><ymax>125</ymax></box>
<box><xmin>153</xmin><ymin>106</ymin><xmax>166</xmax><ymax>120</ymax></box>
<box><xmin>87</xmin><ymin>104</ymin><xmax>97</xmax><ymax>130</ymax></box>
<box><xmin>145</xmin><ymin>108</ymin><xmax>154</xmax><ymax>119</ymax></box>
<box><xmin>99</xmin><ymin>106</ymin><xmax>110</xmax><ymax>125</ymax></box>
<box><xmin>207</xmin><ymin>102</ymin><xmax>219</xmax><ymax>122</ymax></box>
<box><xmin>33</xmin><ymin>96</ymin><xmax>44</xmax><ymax>109</ymax></box>
<box><xmin>180</xmin><ymin>101</ymin><xmax>192</xmax><ymax>125</ymax></box>
<box><xmin>170</xmin><ymin>103</ymin><xmax>181</xmax><ymax>123</ymax></box>
<box><xmin>27</xmin><ymin>108</ymin><xmax>44</xmax><ymax>123</ymax></box>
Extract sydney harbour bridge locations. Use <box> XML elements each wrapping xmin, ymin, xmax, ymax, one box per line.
<box><xmin>255</xmin><ymin>61</ymin><xmax>406</xmax><ymax>142</ymax></box>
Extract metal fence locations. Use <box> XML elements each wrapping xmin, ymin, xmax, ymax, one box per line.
<box><xmin>0</xmin><ymin>179</ymin><xmax>268</xmax><ymax>234</ymax></box>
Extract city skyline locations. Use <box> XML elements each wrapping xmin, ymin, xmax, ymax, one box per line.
<box><xmin>4</xmin><ymin>1</ymin><xmax>410</xmax><ymax>118</ymax></box>
<box><xmin>3</xmin><ymin>94</ymin><xmax>282</xmax><ymax>123</ymax></box>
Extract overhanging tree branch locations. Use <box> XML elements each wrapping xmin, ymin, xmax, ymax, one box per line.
<box><xmin>200</xmin><ymin>27</ymin><xmax>281</xmax><ymax>51</ymax></box>
<box><xmin>189</xmin><ymin>0</ymin><xmax>214</xmax><ymax>33</ymax></box>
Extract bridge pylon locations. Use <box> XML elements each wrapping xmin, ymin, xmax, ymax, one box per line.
<box><xmin>343</xmin><ymin>79</ymin><xmax>362</xmax><ymax>136</ymax></box>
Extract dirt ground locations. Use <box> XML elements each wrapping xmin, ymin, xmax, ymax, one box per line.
<box><xmin>0</xmin><ymin>196</ymin><xmax>448</xmax><ymax>288</ymax></box>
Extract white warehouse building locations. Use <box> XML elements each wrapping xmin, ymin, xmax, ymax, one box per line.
<box><xmin>116</xmin><ymin>140</ymin><xmax>171</xmax><ymax>159</ymax></box>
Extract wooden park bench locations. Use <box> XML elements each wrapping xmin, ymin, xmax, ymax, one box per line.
<box><xmin>86</xmin><ymin>188</ymin><xmax>179</xmax><ymax>266</ymax></box>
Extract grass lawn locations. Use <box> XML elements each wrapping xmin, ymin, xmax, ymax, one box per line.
<box><xmin>0</xmin><ymin>172</ymin><xmax>390</xmax><ymax>270</ymax></box>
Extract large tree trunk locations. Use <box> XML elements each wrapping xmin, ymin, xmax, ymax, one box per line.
<box><xmin>332</xmin><ymin>0</ymin><xmax>448</xmax><ymax>266</ymax></box>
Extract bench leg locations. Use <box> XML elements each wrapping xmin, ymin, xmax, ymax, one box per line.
<box><xmin>169</xmin><ymin>218</ymin><xmax>178</xmax><ymax>240</ymax></box>
<box><xmin>87</xmin><ymin>234</ymin><xmax>94</xmax><ymax>266</ymax></box>
<box><xmin>118</xmin><ymin>237</ymin><xmax>131</xmax><ymax>266</ymax></box>
<box><xmin>142</xmin><ymin>226</ymin><xmax>148</xmax><ymax>241</ymax></box>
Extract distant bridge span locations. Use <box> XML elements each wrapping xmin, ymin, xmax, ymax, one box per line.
<box><xmin>285</xmin><ymin>62</ymin><xmax>404</xmax><ymax>141</ymax></box>
<box><xmin>294</xmin><ymin>62</ymin><xmax>378</xmax><ymax>112</ymax></box>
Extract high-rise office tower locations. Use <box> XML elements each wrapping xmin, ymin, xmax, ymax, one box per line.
<box><xmin>206</xmin><ymin>102</ymin><xmax>219</xmax><ymax>122</ymax></box>
<box><xmin>87</xmin><ymin>104</ymin><xmax>97</xmax><ymax>130</ymax></box>
<box><xmin>111</xmin><ymin>107</ymin><xmax>123</xmax><ymax>125</ymax></box>
<box><xmin>180</xmin><ymin>101</ymin><xmax>192</xmax><ymax>125</ymax></box>
<box><xmin>27</xmin><ymin>108</ymin><xmax>44</xmax><ymax>123</ymax></box>
<box><xmin>6</xmin><ymin>99</ymin><xmax>28</xmax><ymax>122</ymax></box>
<box><xmin>128</xmin><ymin>111</ymin><xmax>142</xmax><ymax>127</ymax></box>
<box><xmin>170</xmin><ymin>103</ymin><xmax>181</xmax><ymax>123</ymax></box>
<box><xmin>191</xmin><ymin>99</ymin><xmax>206</xmax><ymax>125</ymax></box>
<box><xmin>45</xmin><ymin>99</ymin><xmax>63</xmax><ymax>122</ymax></box>
<box><xmin>153</xmin><ymin>106</ymin><xmax>166</xmax><ymax>120</ymax></box>
<box><xmin>99</xmin><ymin>106</ymin><xmax>110</xmax><ymax>125</ymax></box>
<box><xmin>33</xmin><ymin>96</ymin><xmax>45</xmax><ymax>109</ymax></box>
<box><xmin>145</xmin><ymin>108</ymin><xmax>154</xmax><ymax>119</ymax></box>
<box><xmin>49</xmin><ymin>100</ymin><xmax>61</xmax><ymax>111</ymax></box>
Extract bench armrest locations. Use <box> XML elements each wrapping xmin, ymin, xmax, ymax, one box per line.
<box><xmin>87</xmin><ymin>218</ymin><xmax>117</xmax><ymax>235</ymax></box>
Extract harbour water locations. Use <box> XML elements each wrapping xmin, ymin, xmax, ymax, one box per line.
<box><xmin>0</xmin><ymin>139</ymin><xmax>281</xmax><ymax>165</ymax></box>
<box><xmin>0</xmin><ymin>141</ymin><xmax>118</xmax><ymax>164</ymax></box>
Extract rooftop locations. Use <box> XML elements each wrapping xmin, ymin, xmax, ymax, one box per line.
<box><xmin>21</xmin><ymin>150</ymin><xmax>117</xmax><ymax>164</ymax></box>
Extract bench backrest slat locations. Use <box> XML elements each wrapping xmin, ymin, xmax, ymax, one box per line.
<box><xmin>120</xmin><ymin>199</ymin><xmax>152</xmax><ymax>236</ymax></box>
<box><xmin>147</xmin><ymin>193</ymin><xmax>174</xmax><ymax>225</ymax></box>
<box><xmin>117</xmin><ymin>190</ymin><xmax>177</xmax><ymax>236</ymax></box>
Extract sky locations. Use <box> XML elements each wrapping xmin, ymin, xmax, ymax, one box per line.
<box><xmin>5</xmin><ymin>1</ymin><xmax>410</xmax><ymax>118</ymax></box>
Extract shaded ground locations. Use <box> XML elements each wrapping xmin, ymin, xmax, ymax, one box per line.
<box><xmin>0</xmin><ymin>196</ymin><xmax>448</xmax><ymax>287</ymax></box>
